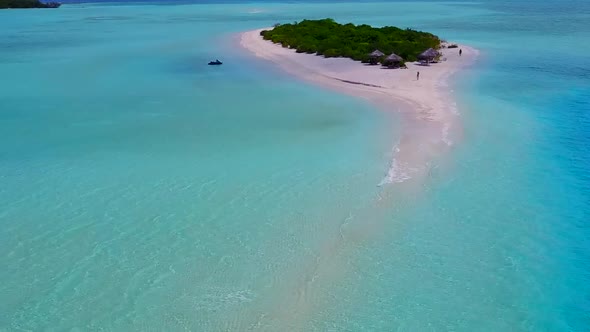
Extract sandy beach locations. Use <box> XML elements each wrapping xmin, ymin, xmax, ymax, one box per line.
<box><xmin>240</xmin><ymin>28</ymin><xmax>478</xmax><ymax>186</ymax></box>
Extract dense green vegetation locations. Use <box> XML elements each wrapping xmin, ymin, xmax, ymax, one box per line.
<box><xmin>261</xmin><ymin>19</ymin><xmax>441</xmax><ymax>64</ymax></box>
<box><xmin>0</xmin><ymin>0</ymin><xmax>60</xmax><ymax>9</ymax></box>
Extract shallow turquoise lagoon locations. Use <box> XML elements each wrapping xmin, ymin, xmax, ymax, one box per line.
<box><xmin>1</xmin><ymin>1</ymin><xmax>589</xmax><ymax>330</ymax></box>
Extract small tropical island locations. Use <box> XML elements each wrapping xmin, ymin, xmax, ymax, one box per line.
<box><xmin>0</xmin><ymin>0</ymin><xmax>60</xmax><ymax>9</ymax></box>
<box><xmin>261</xmin><ymin>19</ymin><xmax>442</xmax><ymax>68</ymax></box>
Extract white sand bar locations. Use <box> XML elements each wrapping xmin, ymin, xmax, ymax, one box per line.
<box><xmin>240</xmin><ymin>28</ymin><xmax>479</xmax><ymax>186</ymax></box>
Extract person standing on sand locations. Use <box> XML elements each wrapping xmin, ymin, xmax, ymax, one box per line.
<box><xmin>417</xmin><ymin>71</ymin><xmax>420</xmax><ymax>80</ymax></box>
<box><xmin>459</xmin><ymin>49</ymin><xmax>462</xmax><ymax>56</ymax></box>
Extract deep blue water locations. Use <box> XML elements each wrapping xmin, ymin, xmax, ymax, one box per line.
<box><xmin>2</xmin><ymin>0</ymin><xmax>589</xmax><ymax>330</ymax></box>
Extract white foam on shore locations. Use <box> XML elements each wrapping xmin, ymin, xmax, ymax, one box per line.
<box><xmin>450</xmin><ymin>101</ymin><xmax>460</xmax><ymax>115</ymax></box>
<box><xmin>377</xmin><ymin>143</ymin><xmax>437</xmax><ymax>186</ymax></box>
<box><xmin>442</xmin><ymin>122</ymin><xmax>453</xmax><ymax>146</ymax></box>
<box><xmin>378</xmin><ymin>145</ymin><xmax>411</xmax><ymax>186</ymax></box>
<box><xmin>379</xmin><ymin>159</ymin><xmax>412</xmax><ymax>185</ymax></box>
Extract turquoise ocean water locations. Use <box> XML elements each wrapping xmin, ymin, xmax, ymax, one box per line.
<box><xmin>1</xmin><ymin>0</ymin><xmax>589</xmax><ymax>330</ymax></box>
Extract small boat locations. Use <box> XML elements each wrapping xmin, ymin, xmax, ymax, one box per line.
<box><xmin>208</xmin><ymin>59</ymin><xmax>223</xmax><ymax>65</ymax></box>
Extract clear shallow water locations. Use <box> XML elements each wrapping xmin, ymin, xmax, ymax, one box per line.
<box><xmin>1</xmin><ymin>1</ymin><xmax>589</xmax><ymax>330</ymax></box>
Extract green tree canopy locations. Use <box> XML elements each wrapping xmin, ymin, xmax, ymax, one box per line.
<box><xmin>261</xmin><ymin>19</ymin><xmax>441</xmax><ymax>63</ymax></box>
<box><xmin>0</xmin><ymin>0</ymin><xmax>60</xmax><ymax>9</ymax></box>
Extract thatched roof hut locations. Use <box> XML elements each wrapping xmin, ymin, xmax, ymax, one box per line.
<box><xmin>368</xmin><ymin>50</ymin><xmax>385</xmax><ymax>64</ymax></box>
<box><xmin>369</xmin><ymin>50</ymin><xmax>385</xmax><ymax>58</ymax></box>
<box><xmin>382</xmin><ymin>53</ymin><xmax>404</xmax><ymax>68</ymax></box>
<box><xmin>418</xmin><ymin>48</ymin><xmax>439</xmax><ymax>61</ymax></box>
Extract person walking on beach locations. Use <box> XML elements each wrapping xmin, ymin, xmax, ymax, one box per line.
<box><xmin>417</xmin><ymin>71</ymin><xmax>420</xmax><ymax>80</ymax></box>
<box><xmin>459</xmin><ymin>49</ymin><xmax>462</xmax><ymax>56</ymax></box>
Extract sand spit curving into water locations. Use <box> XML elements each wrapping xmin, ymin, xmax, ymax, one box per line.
<box><xmin>240</xmin><ymin>28</ymin><xmax>478</xmax><ymax>187</ymax></box>
<box><xmin>238</xmin><ymin>28</ymin><xmax>479</xmax><ymax>329</ymax></box>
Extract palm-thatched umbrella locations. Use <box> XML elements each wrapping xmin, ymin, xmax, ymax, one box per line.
<box><xmin>368</xmin><ymin>49</ymin><xmax>385</xmax><ymax>65</ymax></box>
<box><xmin>382</xmin><ymin>53</ymin><xmax>404</xmax><ymax>68</ymax></box>
<box><xmin>417</xmin><ymin>48</ymin><xmax>439</xmax><ymax>63</ymax></box>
